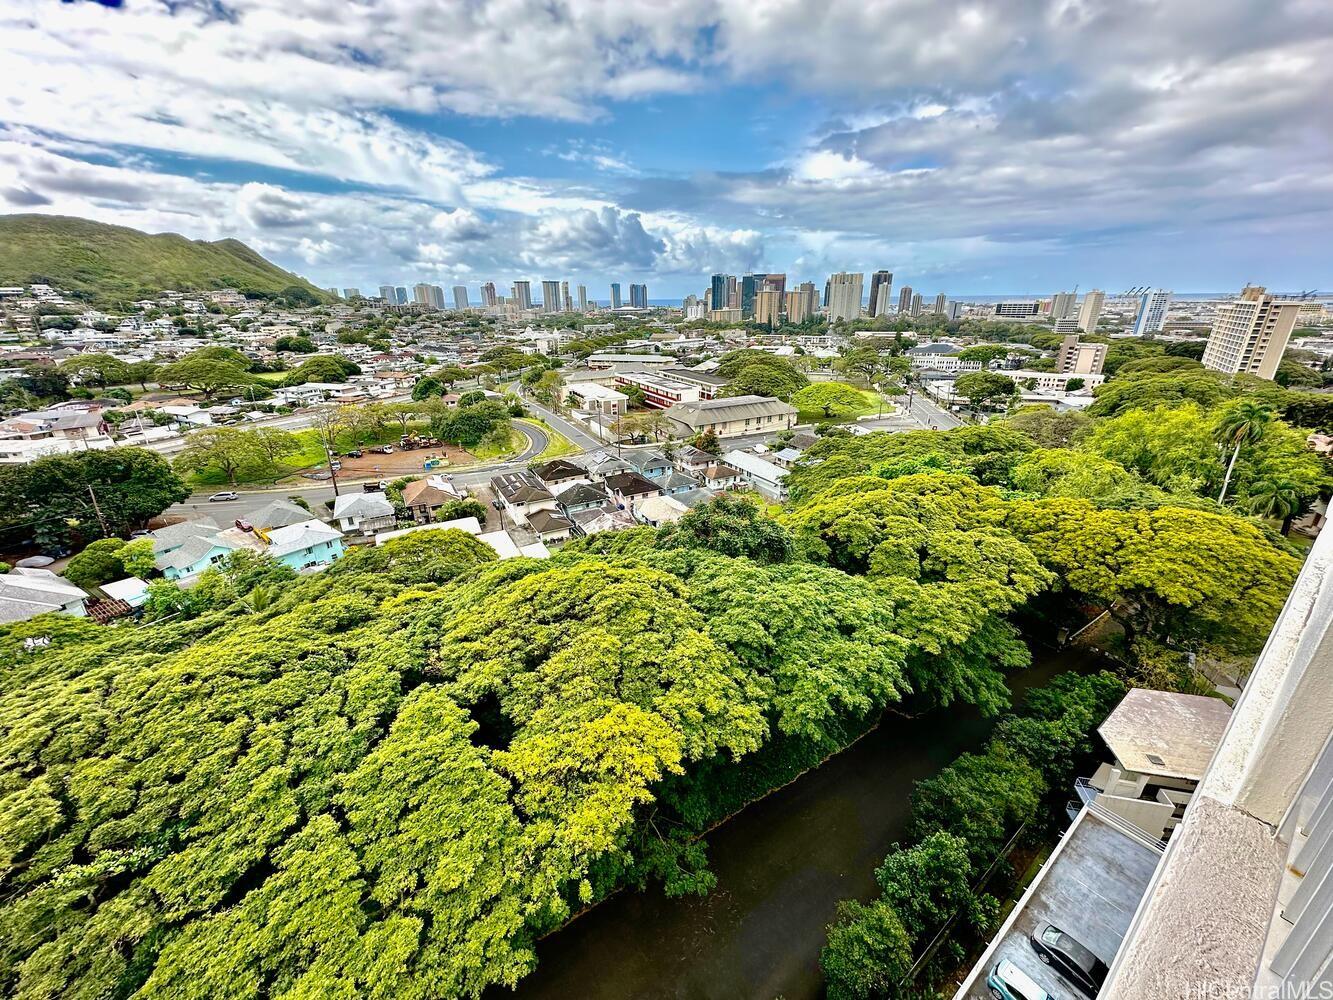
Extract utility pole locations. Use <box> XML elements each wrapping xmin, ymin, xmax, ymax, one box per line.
<box><xmin>87</xmin><ymin>484</ymin><xmax>110</xmax><ymax>538</ymax></box>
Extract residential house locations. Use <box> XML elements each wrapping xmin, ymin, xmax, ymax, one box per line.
<box><xmin>699</xmin><ymin>462</ymin><xmax>745</xmax><ymax>490</ymax></box>
<box><xmin>622</xmin><ymin>449</ymin><xmax>673</xmax><ymax>480</ymax></box>
<box><xmin>664</xmin><ymin>395</ymin><xmax>797</xmax><ymax>440</ymax></box>
<box><xmin>721</xmin><ymin>449</ymin><xmax>789</xmax><ymax>500</ymax></box>
<box><xmin>0</xmin><ymin>409</ymin><xmax>114</xmax><ymax>463</ymax></box>
<box><xmin>554</xmin><ymin>481</ymin><xmax>613</xmax><ymax>516</ymax></box>
<box><xmin>490</xmin><ymin>471</ymin><xmax>556</xmax><ymax>526</ymax></box>
<box><xmin>656</xmin><ymin>470</ymin><xmax>701</xmax><ymax>496</ymax></box>
<box><xmin>634</xmin><ymin>494</ymin><xmax>690</xmax><ymax>527</ymax></box>
<box><xmin>0</xmin><ymin>568</ymin><xmax>89</xmax><ymax>623</ymax></box>
<box><xmin>672</xmin><ymin>487</ymin><xmax>719</xmax><ymax>509</ymax></box>
<box><xmin>579</xmin><ymin>451</ymin><xmax>634</xmax><ymax>481</ymax></box>
<box><xmin>603</xmin><ymin>471</ymin><xmax>663</xmax><ymax>506</ymax></box>
<box><xmin>332</xmin><ymin>492</ymin><xmax>396</xmax><ymax>535</ymax></box>
<box><xmin>248</xmin><ymin>499</ymin><xmax>317</xmax><ymax>530</ymax></box>
<box><xmin>531</xmin><ymin>458</ymin><xmax>588</xmax><ymax>488</ymax></box>
<box><xmin>263</xmin><ymin>519</ymin><xmax>346</xmax><ymax>572</ymax></box>
<box><xmin>401</xmin><ymin>475</ymin><xmax>465</xmax><ymax>524</ymax></box>
<box><xmin>568</xmin><ymin>505</ymin><xmax>638</xmax><ymax>536</ymax></box>
<box><xmin>672</xmin><ymin>445</ymin><xmax>716</xmax><ymax>473</ymax></box>
<box><xmin>100</xmin><ymin>577</ymin><xmax>150</xmax><ymax>609</ymax></box>
<box><xmin>527</xmin><ymin>508</ymin><xmax>574</xmax><ymax>544</ymax></box>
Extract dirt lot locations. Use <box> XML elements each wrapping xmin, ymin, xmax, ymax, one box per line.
<box><xmin>306</xmin><ymin>443</ymin><xmax>474</xmax><ymax>481</ymax></box>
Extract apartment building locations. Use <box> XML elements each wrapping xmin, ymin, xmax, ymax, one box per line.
<box><xmin>1202</xmin><ymin>284</ymin><xmax>1303</xmax><ymax>380</ymax></box>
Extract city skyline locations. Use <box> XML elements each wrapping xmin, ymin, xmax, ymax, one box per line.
<box><xmin>1</xmin><ymin>1</ymin><xmax>1329</xmax><ymax>297</ymax></box>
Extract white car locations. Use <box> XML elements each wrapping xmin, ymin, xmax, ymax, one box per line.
<box><xmin>208</xmin><ymin>491</ymin><xmax>240</xmax><ymax>502</ymax></box>
<box><xmin>987</xmin><ymin>959</ymin><xmax>1056</xmax><ymax>1000</ymax></box>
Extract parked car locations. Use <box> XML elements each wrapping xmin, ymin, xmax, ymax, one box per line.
<box><xmin>344</xmin><ymin>449</ymin><xmax>363</xmax><ymax>458</ymax></box>
<box><xmin>208</xmin><ymin>491</ymin><xmax>240</xmax><ymax>502</ymax></box>
<box><xmin>370</xmin><ymin>445</ymin><xmax>394</xmax><ymax>454</ymax></box>
<box><xmin>987</xmin><ymin>959</ymin><xmax>1055</xmax><ymax>1000</ymax></box>
<box><xmin>330</xmin><ymin>460</ymin><xmax>342</xmax><ymax>471</ymax></box>
<box><xmin>1029</xmin><ymin>924</ymin><xmax>1108</xmax><ymax>997</ymax></box>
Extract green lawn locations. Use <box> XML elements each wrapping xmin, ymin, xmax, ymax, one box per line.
<box><xmin>184</xmin><ymin>421</ymin><xmax>427</xmax><ymax>487</ymax></box>
<box><xmin>795</xmin><ymin>387</ymin><xmax>894</xmax><ymax>424</ymax></box>
<box><xmin>470</xmin><ymin>426</ymin><xmax>526</xmax><ymax>461</ymax></box>
<box><xmin>521</xmin><ymin>417</ymin><xmax>579</xmax><ymax>461</ymax></box>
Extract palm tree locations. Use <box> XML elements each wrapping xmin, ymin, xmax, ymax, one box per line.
<box><xmin>1247</xmin><ymin>478</ymin><xmax>1305</xmax><ymax>535</ymax></box>
<box><xmin>1215</xmin><ymin>400</ymin><xmax>1274</xmax><ymax>504</ymax></box>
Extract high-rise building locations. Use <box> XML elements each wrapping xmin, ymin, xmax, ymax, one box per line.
<box><xmin>682</xmin><ymin>294</ymin><xmax>705</xmax><ymax>320</ymax></box>
<box><xmin>629</xmin><ymin>283</ymin><xmax>648</xmax><ymax>308</ymax></box>
<box><xmin>1131</xmin><ymin>288</ymin><xmax>1172</xmax><ymax>335</ymax></box>
<box><xmin>512</xmin><ymin>280</ymin><xmax>533</xmax><ymax>311</ymax></box>
<box><xmin>1055</xmin><ymin>334</ymin><xmax>1108</xmax><ymax>375</ymax></box>
<box><xmin>1049</xmin><ymin>290</ymin><xmax>1077</xmax><ymax>319</ymax></box>
<box><xmin>480</xmin><ymin>282</ymin><xmax>498</xmax><ymax>308</ymax></box>
<box><xmin>1201</xmin><ymin>285</ymin><xmax>1303</xmax><ymax>381</ymax></box>
<box><xmin>947</xmin><ymin>300</ymin><xmax>965</xmax><ymax>320</ymax></box>
<box><xmin>740</xmin><ymin>274</ymin><xmax>762</xmax><ymax>319</ymax></box>
<box><xmin>395</xmin><ymin>287</ymin><xmax>408</xmax><ymax>305</ymax></box>
<box><xmin>868</xmin><ymin>271</ymin><xmax>893</xmax><ymax>317</ymax></box>
<box><xmin>1077</xmin><ymin>290</ymin><xmax>1105</xmax><ymax>334</ymax></box>
<box><xmin>431</xmin><ymin>285</ymin><xmax>447</xmax><ymax>309</ymax></box>
<box><xmin>378</xmin><ymin>284</ymin><xmax>396</xmax><ymax>302</ymax></box>
<box><xmin>909</xmin><ymin>292</ymin><xmax>923</xmax><ymax>316</ymax></box>
<box><xmin>764</xmin><ymin>273</ymin><xmax>787</xmax><ymax>299</ymax></box>
<box><xmin>934</xmin><ymin>292</ymin><xmax>947</xmax><ymax>315</ymax></box>
<box><xmin>577</xmin><ymin>284</ymin><xmax>588</xmax><ymax>312</ymax></box>
<box><xmin>826</xmin><ymin>272</ymin><xmax>864</xmax><ymax>322</ymax></box>
<box><xmin>898</xmin><ymin>285</ymin><xmax>914</xmax><ymax>314</ymax></box>
<box><xmin>709</xmin><ymin>275</ymin><xmax>728</xmax><ymax>315</ymax></box>
<box><xmin>610</xmin><ymin>283</ymin><xmax>623</xmax><ymax>310</ymax></box>
<box><xmin>540</xmin><ymin>280</ymin><xmax>562</xmax><ymax>313</ymax></box>
<box><xmin>784</xmin><ymin>288</ymin><xmax>813</xmax><ymax>324</ymax></box>
<box><xmin>726</xmin><ymin>275</ymin><xmax>739</xmax><ymax>310</ymax></box>
<box><xmin>412</xmin><ymin>283</ymin><xmax>433</xmax><ymax>307</ymax></box>
<box><xmin>327</xmin><ymin>287</ymin><xmax>340</xmax><ymax>298</ymax></box>
<box><xmin>754</xmin><ymin>288</ymin><xmax>782</xmax><ymax>328</ymax></box>
<box><xmin>342</xmin><ymin>288</ymin><xmax>361</xmax><ymax>299</ymax></box>
<box><xmin>561</xmin><ymin>281</ymin><xmax>571</xmax><ymax>312</ymax></box>
<box><xmin>452</xmin><ymin>285</ymin><xmax>469</xmax><ymax>310</ymax></box>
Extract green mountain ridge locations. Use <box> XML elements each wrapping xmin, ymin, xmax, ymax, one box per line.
<box><xmin>0</xmin><ymin>214</ymin><xmax>334</xmax><ymax>306</ymax></box>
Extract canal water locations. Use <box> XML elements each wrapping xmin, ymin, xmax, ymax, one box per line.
<box><xmin>506</xmin><ymin>648</ymin><xmax>1083</xmax><ymax>1000</ymax></box>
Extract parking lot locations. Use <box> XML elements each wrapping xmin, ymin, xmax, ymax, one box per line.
<box><xmin>960</xmin><ymin>808</ymin><xmax>1162</xmax><ymax>999</ymax></box>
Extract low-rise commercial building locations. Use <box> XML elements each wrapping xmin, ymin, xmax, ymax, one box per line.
<box><xmin>665</xmin><ymin>395</ymin><xmax>797</xmax><ymax>439</ymax></box>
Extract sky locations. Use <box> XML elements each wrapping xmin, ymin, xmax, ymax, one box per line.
<box><xmin>1</xmin><ymin>0</ymin><xmax>1331</xmax><ymax>300</ymax></box>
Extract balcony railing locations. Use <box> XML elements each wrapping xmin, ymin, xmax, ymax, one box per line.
<box><xmin>1074</xmin><ymin>776</ymin><xmax>1101</xmax><ymax>806</ymax></box>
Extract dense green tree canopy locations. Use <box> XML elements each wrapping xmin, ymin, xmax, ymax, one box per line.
<box><xmin>0</xmin><ymin>447</ymin><xmax>189</xmax><ymax>550</ymax></box>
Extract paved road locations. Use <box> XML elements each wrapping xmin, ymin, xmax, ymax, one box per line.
<box><xmin>168</xmin><ymin>419</ymin><xmax>552</xmax><ymax>522</ymax></box>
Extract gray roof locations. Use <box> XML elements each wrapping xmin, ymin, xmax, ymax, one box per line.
<box><xmin>623</xmin><ymin>449</ymin><xmax>671</xmax><ymax>472</ymax></box>
<box><xmin>672</xmin><ymin>488</ymin><xmax>718</xmax><ymax>509</ymax></box>
<box><xmin>666</xmin><ymin>395</ymin><xmax>797</xmax><ymax>429</ymax></box>
<box><xmin>332</xmin><ymin>492</ymin><xmax>394</xmax><ymax>519</ymax></box>
<box><xmin>248</xmin><ymin>499</ymin><xmax>316</xmax><ymax>530</ymax></box>
<box><xmin>265</xmin><ymin>519</ymin><xmax>343</xmax><ymax>558</ymax></box>
<box><xmin>151</xmin><ymin>517</ymin><xmax>219</xmax><ymax>553</ymax></box>
<box><xmin>1098</xmin><ymin>689</ymin><xmax>1232</xmax><ymax>782</ymax></box>
<box><xmin>0</xmin><ymin>568</ymin><xmax>88</xmax><ymax>622</ymax></box>
<box><xmin>555</xmin><ymin>482</ymin><xmax>612</xmax><ymax>507</ymax></box>
<box><xmin>491</xmin><ymin>471</ymin><xmax>553</xmax><ymax>504</ymax></box>
<box><xmin>527</xmin><ymin>508</ymin><xmax>574</xmax><ymax>533</ymax></box>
